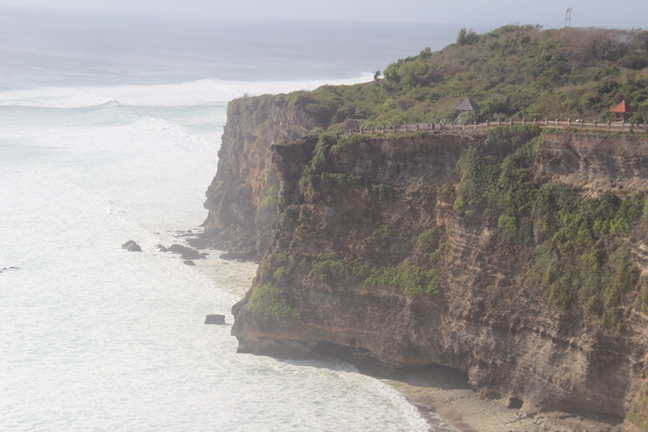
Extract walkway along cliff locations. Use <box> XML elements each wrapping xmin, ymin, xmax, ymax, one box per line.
<box><xmin>196</xmin><ymin>93</ymin><xmax>648</xmax><ymax>429</ymax></box>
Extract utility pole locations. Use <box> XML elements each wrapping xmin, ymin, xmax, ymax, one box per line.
<box><xmin>565</xmin><ymin>7</ymin><xmax>572</xmax><ymax>28</ymax></box>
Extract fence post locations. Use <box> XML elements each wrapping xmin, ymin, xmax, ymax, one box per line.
<box><xmin>593</xmin><ymin>120</ymin><xmax>597</xmax><ymax>129</ymax></box>
<box><xmin>498</xmin><ymin>119</ymin><xmax>501</xmax><ymax>127</ymax></box>
<box><xmin>381</xmin><ymin>126</ymin><xmax>385</xmax><ymax>133</ymax></box>
<box><xmin>416</xmin><ymin>123</ymin><xmax>419</xmax><ymax>131</ymax></box>
<box><xmin>392</xmin><ymin>125</ymin><xmax>395</xmax><ymax>133</ymax></box>
<box><xmin>523</xmin><ymin>118</ymin><xmax>526</xmax><ymax>125</ymax></box>
<box><xmin>581</xmin><ymin>120</ymin><xmax>584</xmax><ymax>129</ymax></box>
<box><xmin>608</xmin><ymin>121</ymin><xmax>611</xmax><ymax>130</ymax></box>
<box><xmin>533</xmin><ymin>118</ymin><xmax>537</xmax><ymax>125</ymax></box>
<box><xmin>404</xmin><ymin>122</ymin><xmax>407</xmax><ymax>132</ymax></box>
<box><xmin>555</xmin><ymin>118</ymin><xmax>558</xmax><ymax>127</ymax></box>
<box><xmin>428</xmin><ymin>123</ymin><xmax>431</xmax><ymax>131</ymax></box>
<box><xmin>622</xmin><ymin>120</ymin><xmax>625</xmax><ymax>130</ymax></box>
<box><xmin>567</xmin><ymin>118</ymin><xmax>571</xmax><ymax>127</ymax></box>
<box><xmin>371</xmin><ymin>127</ymin><xmax>374</xmax><ymax>134</ymax></box>
<box><xmin>509</xmin><ymin>118</ymin><xmax>513</xmax><ymax>126</ymax></box>
<box><xmin>486</xmin><ymin>119</ymin><xmax>490</xmax><ymax>128</ymax></box>
<box><xmin>462</xmin><ymin>123</ymin><xmax>465</xmax><ymax>131</ymax></box>
<box><xmin>474</xmin><ymin>121</ymin><xmax>477</xmax><ymax>130</ymax></box>
<box><xmin>545</xmin><ymin>117</ymin><xmax>548</xmax><ymax>126</ymax></box>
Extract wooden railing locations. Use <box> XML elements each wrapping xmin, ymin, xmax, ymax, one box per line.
<box><xmin>352</xmin><ymin>118</ymin><xmax>648</xmax><ymax>135</ymax></box>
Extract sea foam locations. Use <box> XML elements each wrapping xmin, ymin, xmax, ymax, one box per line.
<box><xmin>0</xmin><ymin>74</ymin><xmax>373</xmax><ymax>108</ymax></box>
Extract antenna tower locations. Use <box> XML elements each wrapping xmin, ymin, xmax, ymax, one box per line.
<box><xmin>565</xmin><ymin>7</ymin><xmax>572</xmax><ymax>28</ymax></box>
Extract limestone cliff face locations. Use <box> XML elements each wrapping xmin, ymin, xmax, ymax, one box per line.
<box><xmin>534</xmin><ymin>133</ymin><xmax>648</xmax><ymax>196</ymax></box>
<box><xmin>192</xmin><ymin>94</ymin><xmax>323</xmax><ymax>257</ymax></box>
<box><xmin>227</xmin><ymin>126</ymin><xmax>648</xmax><ymax>424</ymax></box>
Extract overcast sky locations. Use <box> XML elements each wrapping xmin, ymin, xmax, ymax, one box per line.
<box><xmin>1</xmin><ymin>0</ymin><xmax>646</xmax><ymax>29</ymax></box>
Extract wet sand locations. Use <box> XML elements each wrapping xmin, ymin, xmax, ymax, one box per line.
<box><xmin>383</xmin><ymin>365</ymin><xmax>621</xmax><ymax>432</ymax></box>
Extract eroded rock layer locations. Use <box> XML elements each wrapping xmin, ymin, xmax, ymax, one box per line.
<box><xmin>192</xmin><ymin>94</ymin><xmax>323</xmax><ymax>257</ymax></box>
<box><xmin>224</xmin><ymin>128</ymin><xmax>648</xmax><ymax>425</ymax></box>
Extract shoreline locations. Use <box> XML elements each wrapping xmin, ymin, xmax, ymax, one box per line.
<box><xmin>383</xmin><ymin>366</ymin><xmax>622</xmax><ymax>432</ymax></box>
<box><xmin>194</xmin><ymin>252</ymin><xmax>623</xmax><ymax>432</ymax></box>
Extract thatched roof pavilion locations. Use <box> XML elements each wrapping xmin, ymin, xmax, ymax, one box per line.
<box><xmin>453</xmin><ymin>97</ymin><xmax>481</xmax><ymax>111</ymax></box>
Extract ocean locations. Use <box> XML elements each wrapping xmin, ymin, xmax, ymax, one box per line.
<box><xmin>0</xmin><ymin>8</ymin><xmax>469</xmax><ymax>431</ymax></box>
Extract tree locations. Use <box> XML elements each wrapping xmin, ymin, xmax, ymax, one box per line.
<box><xmin>457</xmin><ymin>28</ymin><xmax>478</xmax><ymax>46</ymax></box>
<box><xmin>457</xmin><ymin>28</ymin><xmax>467</xmax><ymax>45</ymax></box>
<box><xmin>374</xmin><ymin>70</ymin><xmax>381</xmax><ymax>81</ymax></box>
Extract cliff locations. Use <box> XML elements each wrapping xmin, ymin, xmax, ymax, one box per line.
<box><xmin>191</xmin><ymin>93</ymin><xmax>325</xmax><ymax>258</ymax></box>
<box><xmin>220</xmin><ymin>123</ymin><xmax>648</xmax><ymax>428</ymax></box>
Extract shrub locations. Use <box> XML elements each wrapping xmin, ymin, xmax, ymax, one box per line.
<box><xmin>371</xmin><ymin>184</ymin><xmax>393</xmax><ymax>201</ymax></box>
<box><xmin>331</xmin><ymin>133</ymin><xmax>366</xmax><ymax>152</ymax></box>
<box><xmin>417</xmin><ymin>228</ymin><xmax>440</xmax><ymax>250</ymax></box>
<box><xmin>366</xmin><ymin>224</ymin><xmax>393</xmax><ymax>244</ymax></box>
<box><xmin>455</xmin><ymin>147</ymin><xmax>498</xmax><ymax>205</ymax></box>
<box><xmin>309</xmin><ymin>252</ymin><xmax>371</xmax><ymax>281</ymax></box>
<box><xmin>281</xmin><ymin>204</ymin><xmax>300</xmax><ymax>221</ymax></box>
<box><xmin>602</xmin><ymin>307</ymin><xmax>622</xmax><ymax>330</ymax></box>
<box><xmin>439</xmin><ymin>185</ymin><xmax>456</xmax><ymax>203</ymax></box>
<box><xmin>311</xmin><ymin>134</ymin><xmax>336</xmax><ymax>169</ymax></box>
<box><xmin>321</xmin><ymin>173</ymin><xmax>364</xmax><ymax>194</ymax></box>
<box><xmin>457</xmin><ymin>110</ymin><xmax>477</xmax><ymax>125</ymax></box>
<box><xmin>249</xmin><ymin>282</ymin><xmax>301</xmax><ymax>320</ymax></box>
<box><xmin>365</xmin><ymin>260</ymin><xmax>443</xmax><ymax>297</ymax></box>
<box><xmin>273</xmin><ymin>266</ymin><xmax>286</xmax><ymax>281</ymax></box>
<box><xmin>258</xmin><ymin>195</ymin><xmax>277</xmax><ymax>209</ymax></box>
<box><xmin>604</xmin><ymin>250</ymin><xmax>639</xmax><ymax>308</ymax></box>
<box><xmin>498</xmin><ymin>215</ymin><xmax>519</xmax><ymax>244</ymax></box>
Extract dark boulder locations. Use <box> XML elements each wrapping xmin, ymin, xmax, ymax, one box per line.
<box><xmin>183</xmin><ymin>260</ymin><xmax>196</xmax><ymax>266</ymax></box>
<box><xmin>158</xmin><ymin>244</ymin><xmax>205</xmax><ymax>260</ymax></box>
<box><xmin>0</xmin><ymin>267</ymin><xmax>19</xmax><ymax>273</ymax></box>
<box><xmin>205</xmin><ymin>314</ymin><xmax>226</xmax><ymax>325</ymax></box>
<box><xmin>122</xmin><ymin>240</ymin><xmax>142</xmax><ymax>252</ymax></box>
<box><xmin>167</xmin><ymin>244</ymin><xmax>201</xmax><ymax>260</ymax></box>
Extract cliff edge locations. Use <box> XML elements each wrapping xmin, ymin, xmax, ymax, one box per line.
<box><xmin>191</xmin><ymin>93</ymin><xmax>326</xmax><ymax>258</ymax></box>
<box><xmin>225</xmin><ymin>125</ymin><xmax>648</xmax><ymax>429</ymax></box>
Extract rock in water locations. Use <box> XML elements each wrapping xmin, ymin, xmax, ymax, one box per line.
<box><xmin>122</xmin><ymin>240</ymin><xmax>142</xmax><ymax>252</ymax></box>
<box><xmin>205</xmin><ymin>314</ymin><xmax>225</xmax><ymax>325</ymax></box>
<box><xmin>0</xmin><ymin>267</ymin><xmax>19</xmax><ymax>273</ymax></box>
<box><xmin>167</xmin><ymin>244</ymin><xmax>201</xmax><ymax>260</ymax></box>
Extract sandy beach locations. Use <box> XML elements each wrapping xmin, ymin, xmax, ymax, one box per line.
<box><xmin>384</xmin><ymin>365</ymin><xmax>622</xmax><ymax>432</ymax></box>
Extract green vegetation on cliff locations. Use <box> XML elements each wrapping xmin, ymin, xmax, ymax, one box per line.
<box><xmin>249</xmin><ymin>282</ymin><xmax>301</xmax><ymax>320</ymax></box>
<box><xmin>251</xmin><ymin>26</ymin><xmax>648</xmax><ymax>130</ymax></box>
<box><xmin>452</xmin><ymin>127</ymin><xmax>647</xmax><ymax>328</ymax></box>
<box><xmin>309</xmin><ymin>252</ymin><xmax>444</xmax><ymax>298</ymax></box>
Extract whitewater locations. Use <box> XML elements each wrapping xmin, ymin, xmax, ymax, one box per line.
<box><xmin>0</xmin><ymin>8</ymin><xmax>462</xmax><ymax>431</ymax></box>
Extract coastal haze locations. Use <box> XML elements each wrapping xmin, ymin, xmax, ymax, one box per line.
<box><xmin>1</xmin><ymin>1</ymin><xmax>646</xmax><ymax>431</ymax></box>
<box><xmin>0</xmin><ymin>6</ymin><xmax>464</xmax><ymax>432</ymax></box>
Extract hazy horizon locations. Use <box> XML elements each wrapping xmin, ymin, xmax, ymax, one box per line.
<box><xmin>1</xmin><ymin>0</ymin><xmax>646</xmax><ymax>29</ymax></box>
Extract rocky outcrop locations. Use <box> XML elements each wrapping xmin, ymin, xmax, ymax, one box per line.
<box><xmin>122</xmin><ymin>240</ymin><xmax>142</xmax><ymax>252</ymax></box>
<box><xmin>157</xmin><ymin>244</ymin><xmax>207</xmax><ymax>260</ymax></box>
<box><xmin>205</xmin><ymin>314</ymin><xmax>226</xmax><ymax>325</ymax></box>
<box><xmin>191</xmin><ymin>94</ymin><xmax>326</xmax><ymax>257</ymax></box>
<box><xmin>226</xmin><ymin>127</ymin><xmax>648</xmax><ymax>426</ymax></box>
<box><xmin>534</xmin><ymin>132</ymin><xmax>648</xmax><ymax>196</ymax></box>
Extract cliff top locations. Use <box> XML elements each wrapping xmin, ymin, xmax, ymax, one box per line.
<box><xmin>229</xmin><ymin>25</ymin><xmax>648</xmax><ymax>131</ymax></box>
